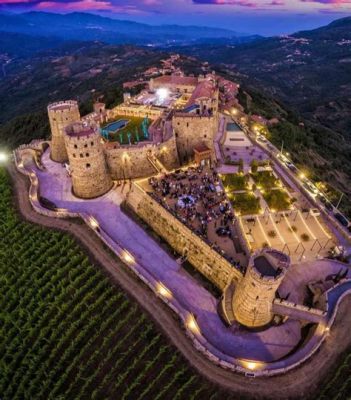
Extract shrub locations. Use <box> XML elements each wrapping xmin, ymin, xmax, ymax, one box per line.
<box><xmin>301</xmin><ymin>233</ymin><xmax>310</xmax><ymax>242</ymax></box>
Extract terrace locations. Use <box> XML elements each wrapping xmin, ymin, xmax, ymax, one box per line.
<box><xmin>101</xmin><ymin>115</ymin><xmax>152</xmax><ymax>144</ymax></box>
<box><xmin>142</xmin><ymin>166</ymin><xmax>247</xmax><ymax>265</ymax></box>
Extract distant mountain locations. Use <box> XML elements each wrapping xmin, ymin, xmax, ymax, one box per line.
<box><xmin>0</xmin><ymin>31</ymin><xmax>67</xmax><ymax>57</ymax></box>
<box><xmin>172</xmin><ymin>16</ymin><xmax>351</xmax><ymax>142</ymax></box>
<box><xmin>0</xmin><ymin>11</ymin><xmax>251</xmax><ymax>46</ymax></box>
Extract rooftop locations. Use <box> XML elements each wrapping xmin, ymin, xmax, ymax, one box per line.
<box><xmin>152</xmin><ymin>75</ymin><xmax>198</xmax><ymax>87</ymax></box>
<box><xmin>65</xmin><ymin>123</ymin><xmax>97</xmax><ymax>138</ymax></box>
<box><xmin>186</xmin><ymin>80</ymin><xmax>216</xmax><ymax>106</ymax></box>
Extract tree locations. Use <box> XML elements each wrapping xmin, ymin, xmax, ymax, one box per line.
<box><xmin>250</xmin><ymin>159</ymin><xmax>259</xmax><ymax>174</ymax></box>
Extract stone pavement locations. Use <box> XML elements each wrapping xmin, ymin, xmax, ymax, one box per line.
<box><xmin>18</xmin><ymin>147</ymin><xmax>351</xmax><ymax>371</ymax></box>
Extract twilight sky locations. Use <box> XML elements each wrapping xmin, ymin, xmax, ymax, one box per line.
<box><xmin>0</xmin><ymin>0</ymin><xmax>350</xmax><ymax>35</ymax></box>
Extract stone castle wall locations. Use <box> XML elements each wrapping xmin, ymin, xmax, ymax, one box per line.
<box><xmin>105</xmin><ymin>135</ymin><xmax>179</xmax><ymax>180</ymax></box>
<box><xmin>233</xmin><ymin>250</ymin><xmax>289</xmax><ymax>328</ymax></box>
<box><xmin>48</xmin><ymin>101</ymin><xmax>80</xmax><ymax>163</ymax></box>
<box><xmin>112</xmin><ymin>104</ymin><xmax>163</xmax><ymax>120</ymax></box>
<box><xmin>127</xmin><ymin>182</ymin><xmax>242</xmax><ymax>290</ymax></box>
<box><xmin>65</xmin><ymin>128</ymin><xmax>113</xmax><ymax>199</ymax></box>
<box><xmin>173</xmin><ymin>114</ymin><xmax>218</xmax><ymax>163</ymax></box>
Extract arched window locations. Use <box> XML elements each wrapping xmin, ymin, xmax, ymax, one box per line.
<box><xmin>73</xmin><ymin>154</ymin><xmax>76</xmax><ymax>158</ymax></box>
<box><xmin>86</xmin><ymin>163</ymin><xmax>91</xmax><ymax>168</ymax></box>
<box><xmin>74</xmin><ymin>144</ymin><xmax>78</xmax><ymax>149</ymax></box>
<box><xmin>80</xmin><ymin>153</ymin><xmax>83</xmax><ymax>158</ymax></box>
<box><xmin>86</xmin><ymin>153</ymin><xmax>89</xmax><ymax>157</ymax></box>
<box><xmin>91</xmin><ymin>141</ymin><xmax>94</xmax><ymax>146</ymax></box>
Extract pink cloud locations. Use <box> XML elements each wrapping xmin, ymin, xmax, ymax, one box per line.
<box><xmin>192</xmin><ymin>0</ymin><xmax>259</xmax><ymax>7</ymax></box>
<box><xmin>301</xmin><ymin>0</ymin><xmax>351</xmax><ymax>3</ymax></box>
<box><xmin>33</xmin><ymin>0</ymin><xmax>141</xmax><ymax>12</ymax></box>
<box><xmin>0</xmin><ymin>0</ymin><xmax>32</xmax><ymax>2</ymax></box>
<box><xmin>268</xmin><ymin>0</ymin><xmax>284</xmax><ymax>4</ymax></box>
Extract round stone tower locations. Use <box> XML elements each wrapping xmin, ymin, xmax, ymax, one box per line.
<box><xmin>233</xmin><ymin>248</ymin><xmax>290</xmax><ymax>328</ymax></box>
<box><xmin>64</xmin><ymin>122</ymin><xmax>113</xmax><ymax>199</ymax></box>
<box><xmin>48</xmin><ymin>100</ymin><xmax>80</xmax><ymax>163</ymax></box>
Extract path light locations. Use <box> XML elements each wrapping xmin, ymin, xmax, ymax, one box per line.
<box><xmin>187</xmin><ymin>314</ymin><xmax>200</xmax><ymax>335</ymax></box>
<box><xmin>156</xmin><ymin>282</ymin><xmax>172</xmax><ymax>299</ymax></box>
<box><xmin>299</xmin><ymin>173</ymin><xmax>305</xmax><ymax>180</ymax></box>
<box><xmin>242</xmin><ymin>360</ymin><xmax>263</xmax><ymax>371</ymax></box>
<box><xmin>123</xmin><ymin>250</ymin><xmax>135</xmax><ymax>264</ymax></box>
<box><xmin>89</xmin><ymin>217</ymin><xmax>99</xmax><ymax>229</ymax></box>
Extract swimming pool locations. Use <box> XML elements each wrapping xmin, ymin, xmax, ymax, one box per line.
<box><xmin>103</xmin><ymin>119</ymin><xmax>130</xmax><ymax>133</ymax></box>
<box><xmin>227</xmin><ymin>122</ymin><xmax>241</xmax><ymax>132</ymax></box>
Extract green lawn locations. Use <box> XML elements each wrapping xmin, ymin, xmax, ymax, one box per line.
<box><xmin>221</xmin><ymin>173</ymin><xmax>248</xmax><ymax>192</ymax></box>
<box><xmin>251</xmin><ymin>170</ymin><xmax>279</xmax><ymax>190</ymax></box>
<box><xmin>263</xmin><ymin>189</ymin><xmax>292</xmax><ymax>211</ymax></box>
<box><xmin>0</xmin><ymin>168</ymin><xmax>232</xmax><ymax>400</ymax></box>
<box><xmin>102</xmin><ymin>115</ymin><xmax>152</xmax><ymax>144</ymax></box>
<box><xmin>229</xmin><ymin>192</ymin><xmax>261</xmax><ymax>215</ymax></box>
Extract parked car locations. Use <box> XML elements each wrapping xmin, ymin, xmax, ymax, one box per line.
<box><xmin>325</xmin><ymin>201</ymin><xmax>334</xmax><ymax>212</ymax></box>
<box><xmin>310</xmin><ymin>208</ymin><xmax>321</xmax><ymax>217</ymax></box>
<box><xmin>334</xmin><ymin>213</ymin><xmax>349</xmax><ymax>227</ymax></box>
<box><xmin>257</xmin><ymin>135</ymin><xmax>267</xmax><ymax>143</ymax></box>
<box><xmin>304</xmin><ymin>182</ymin><xmax>318</xmax><ymax>195</ymax></box>
<box><xmin>319</xmin><ymin>195</ymin><xmax>327</xmax><ymax>204</ymax></box>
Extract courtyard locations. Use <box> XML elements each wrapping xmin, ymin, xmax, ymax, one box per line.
<box><xmin>101</xmin><ymin>115</ymin><xmax>152</xmax><ymax>144</ymax></box>
<box><xmin>142</xmin><ymin>166</ymin><xmax>247</xmax><ymax>266</ymax></box>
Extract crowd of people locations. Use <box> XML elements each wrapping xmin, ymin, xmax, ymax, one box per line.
<box><xmin>148</xmin><ymin>166</ymin><xmax>237</xmax><ymax>254</ymax></box>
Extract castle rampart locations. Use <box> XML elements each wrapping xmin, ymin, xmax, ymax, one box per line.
<box><xmin>104</xmin><ymin>135</ymin><xmax>179</xmax><ymax>180</ymax></box>
<box><xmin>64</xmin><ymin>122</ymin><xmax>113</xmax><ymax>199</ymax></box>
<box><xmin>127</xmin><ymin>181</ymin><xmax>242</xmax><ymax>290</ymax></box>
<box><xmin>48</xmin><ymin>101</ymin><xmax>80</xmax><ymax>163</ymax></box>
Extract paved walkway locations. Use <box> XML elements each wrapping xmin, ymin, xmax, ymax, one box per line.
<box><xmin>10</xmin><ymin>157</ymin><xmax>351</xmax><ymax>399</ymax></box>
<box><xmin>32</xmin><ymin>150</ymin><xmax>301</xmax><ymax>362</ymax></box>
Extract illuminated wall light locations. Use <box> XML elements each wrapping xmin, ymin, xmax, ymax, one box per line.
<box><xmin>187</xmin><ymin>314</ymin><xmax>200</xmax><ymax>334</ymax></box>
<box><xmin>123</xmin><ymin>250</ymin><xmax>135</xmax><ymax>264</ymax></box>
<box><xmin>156</xmin><ymin>282</ymin><xmax>172</xmax><ymax>299</ymax></box>
<box><xmin>241</xmin><ymin>360</ymin><xmax>264</xmax><ymax>371</ymax></box>
<box><xmin>89</xmin><ymin>217</ymin><xmax>99</xmax><ymax>229</ymax></box>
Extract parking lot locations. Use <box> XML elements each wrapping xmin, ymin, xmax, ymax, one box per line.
<box><xmin>240</xmin><ymin>209</ymin><xmax>335</xmax><ymax>263</ymax></box>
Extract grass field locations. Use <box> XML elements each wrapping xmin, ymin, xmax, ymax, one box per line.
<box><xmin>0</xmin><ymin>167</ymin><xmax>233</xmax><ymax>400</ymax></box>
<box><xmin>251</xmin><ymin>170</ymin><xmax>279</xmax><ymax>190</ymax></box>
<box><xmin>263</xmin><ymin>189</ymin><xmax>292</xmax><ymax>212</ymax></box>
<box><xmin>221</xmin><ymin>173</ymin><xmax>248</xmax><ymax>192</ymax></box>
<box><xmin>228</xmin><ymin>192</ymin><xmax>261</xmax><ymax>216</ymax></box>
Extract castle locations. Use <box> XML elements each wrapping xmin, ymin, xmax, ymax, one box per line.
<box><xmin>46</xmin><ymin>73</ymin><xmax>312</xmax><ymax>330</ymax></box>
<box><xmin>48</xmin><ymin>73</ymin><xmax>219</xmax><ymax>199</ymax></box>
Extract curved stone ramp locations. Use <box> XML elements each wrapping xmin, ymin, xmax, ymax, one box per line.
<box><xmin>8</xmin><ymin>152</ymin><xmax>351</xmax><ymax>399</ymax></box>
<box><xmin>13</xmin><ymin>143</ymin><xmax>351</xmax><ymax>379</ymax></box>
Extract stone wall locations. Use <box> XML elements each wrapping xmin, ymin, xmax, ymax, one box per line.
<box><xmin>105</xmin><ymin>136</ymin><xmax>179</xmax><ymax>180</ymax></box>
<box><xmin>112</xmin><ymin>104</ymin><xmax>163</xmax><ymax>120</ymax></box>
<box><xmin>48</xmin><ymin>101</ymin><xmax>80</xmax><ymax>163</ymax></box>
<box><xmin>65</xmin><ymin>127</ymin><xmax>113</xmax><ymax>199</ymax></box>
<box><xmin>127</xmin><ymin>182</ymin><xmax>242</xmax><ymax>291</ymax></box>
<box><xmin>173</xmin><ymin>114</ymin><xmax>218</xmax><ymax>163</ymax></box>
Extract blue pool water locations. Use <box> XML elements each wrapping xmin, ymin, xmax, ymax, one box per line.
<box><xmin>227</xmin><ymin>122</ymin><xmax>241</xmax><ymax>132</ymax></box>
<box><xmin>104</xmin><ymin>119</ymin><xmax>129</xmax><ymax>133</ymax></box>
